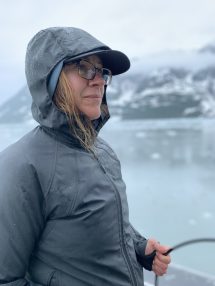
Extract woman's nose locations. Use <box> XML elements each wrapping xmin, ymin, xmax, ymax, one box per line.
<box><xmin>89</xmin><ymin>71</ymin><xmax>105</xmax><ymax>86</ymax></box>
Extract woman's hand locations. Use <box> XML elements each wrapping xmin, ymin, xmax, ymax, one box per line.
<box><xmin>145</xmin><ymin>238</ymin><xmax>171</xmax><ymax>276</ymax></box>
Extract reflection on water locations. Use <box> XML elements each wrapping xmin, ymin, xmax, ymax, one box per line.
<box><xmin>101</xmin><ymin>118</ymin><xmax>215</xmax><ymax>166</ymax></box>
<box><xmin>1</xmin><ymin>118</ymin><xmax>215</xmax><ymax>276</ymax></box>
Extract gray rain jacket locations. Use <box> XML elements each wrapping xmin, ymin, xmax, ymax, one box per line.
<box><xmin>0</xmin><ymin>27</ymin><xmax>155</xmax><ymax>286</ymax></box>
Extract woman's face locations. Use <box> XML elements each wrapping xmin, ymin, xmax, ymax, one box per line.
<box><xmin>64</xmin><ymin>55</ymin><xmax>105</xmax><ymax>120</ymax></box>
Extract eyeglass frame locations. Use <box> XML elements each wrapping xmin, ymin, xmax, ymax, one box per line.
<box><xmin>65</xmin><ymin>58</ymin><xmax>112</xmax><ymax>85</ymax></box>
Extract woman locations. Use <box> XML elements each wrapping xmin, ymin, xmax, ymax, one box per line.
<box><xmin>0</xmin><ymin>27</ymin><xmax>170</xmax><ymax>286</ymax></box>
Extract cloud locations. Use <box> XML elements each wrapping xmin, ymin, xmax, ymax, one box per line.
<box><xmin>1</xmin><ymin>0</ymin><xmax>215</xmax><ymax>59</ymax></box>
<box><xmin>0</xmin><ymin>0</ymin><xmax>215</xmax><ymax>103</ymax></box>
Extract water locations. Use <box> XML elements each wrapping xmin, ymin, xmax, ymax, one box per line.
<box><xmin>1</xmin><ymin>118</ymin><xmax>215</xmax><ymax>277</ymax></box>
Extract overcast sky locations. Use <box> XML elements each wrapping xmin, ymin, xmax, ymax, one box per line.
<box><xmin>1</xmin><ymin>0</ymin><xmax>215</xmax><ymax>103</ymax></box>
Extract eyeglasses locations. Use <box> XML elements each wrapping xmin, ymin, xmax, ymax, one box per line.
<box><xmin>72</xmin><ymin>59</ymin><xmax>112</xmax><ymax>85</ymax></box>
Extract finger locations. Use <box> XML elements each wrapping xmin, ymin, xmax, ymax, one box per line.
<box><xmin>155</xmin><ymin>244</ymin><xmax>171</xmax><ymax>254</ymax></box>
<box><xmin>153</xmin><ymin>256</ymin><xmax>169</xmax><ymax>273</ymax></box>
<box><xmin>152</xmin><ymin>263</ymin><xmax>167</xmax><ymax>276</ymax></box>
<box><xmin>156</xmin><ymin>252</ymin><xmax>171</xmax><ymax>264</ymax></box>
<box><xmin>145</xmin><ymin>238</ymin><xmax>158</xmax><ymax>255</ymax></box>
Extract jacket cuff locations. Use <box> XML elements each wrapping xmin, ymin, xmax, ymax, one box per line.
<box><xmin>134</xmin><ymin>239</ymin><xmax>156</xmax><ymax>271</ymax></box>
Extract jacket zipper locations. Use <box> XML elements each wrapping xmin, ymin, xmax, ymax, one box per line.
<box><xmin>94</xmin><ymin>155</ymin><xmax>138</xmax><ymax>286</ymax></box>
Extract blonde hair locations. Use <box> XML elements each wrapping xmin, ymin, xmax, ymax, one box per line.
<box><xmin>54</xmin><ymin>68</ymin><xmax>97</xmax><ymax>152</ymax></box>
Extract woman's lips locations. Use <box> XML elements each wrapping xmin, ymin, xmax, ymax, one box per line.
<box><xmin>84</xmin><ymin>94</ymin><xmax>102</xmax><ymax>99</ymax></box>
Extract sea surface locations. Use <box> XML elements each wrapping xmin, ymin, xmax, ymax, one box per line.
<box><xmin>0</xmin><ymin>118</ymin><xmax>215</xmax><ymax>277</ymax></box>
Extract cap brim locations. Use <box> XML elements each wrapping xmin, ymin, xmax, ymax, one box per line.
<box><xmin>64</xmin><ymin>49</ymin><xmax>130</xmax><ymax>75</ymax></box>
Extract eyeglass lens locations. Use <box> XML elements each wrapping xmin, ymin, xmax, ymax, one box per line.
<box><xmin>78</xmin><ymin>60</ymin><xmax>112</xmax><ymax>85</ymax></box>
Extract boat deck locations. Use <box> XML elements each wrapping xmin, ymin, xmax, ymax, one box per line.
<box><xmin>144</xmin><ymin>263</ymin><xmax>215</xmax><ymax>286</ymax></box>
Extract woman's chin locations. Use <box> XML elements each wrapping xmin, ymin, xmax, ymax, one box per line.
<box><xmin>89</xmin><ymin>114</ymin><xmax>101</xmax><ymax>120</ymax></box>
<box><xmin>81</xmin><ymin>107</ymin><xmax>101</xmax><ymax>121</ymax></box>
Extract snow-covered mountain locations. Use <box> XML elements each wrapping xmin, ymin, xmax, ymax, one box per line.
<box><xmin>0</xmin><ymin>86</ymin><xmax>32</xmax><ymax>123</ymax></box>
<box><xmin>0</xmin><ymin>42</ymin><xmax>215</xmax><ymax>123</ymax></box>
<box><xmin>108</xmin><ymin>65</ymin><xmax>215</xmax><ymax>119</ymax></box>
<box><xmin>107</xmin><ymin>42</ymin><xmax>215</xmax><ymax>119</ymax></box>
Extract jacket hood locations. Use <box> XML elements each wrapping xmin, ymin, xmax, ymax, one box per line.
<box><xmin>25</xmin><ymin>27</ymin><xmax>130</xmax><ymax>133</ymax></box>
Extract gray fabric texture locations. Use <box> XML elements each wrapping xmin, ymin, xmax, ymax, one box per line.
<box><xmin>0</xmin><ymin>27</ymin><xmax>154</xmax><ymax>286</ymax></box>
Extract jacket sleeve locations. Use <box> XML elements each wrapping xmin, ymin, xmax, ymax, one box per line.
<box><xmin>129</xmin><ymin>224</ymin><xmax>156</xmax><ymax>271</ymax></box>
<box><xmin>0</xmin><ymin>149</ymin><xmax>45</xmax><ymax>285</ymax></box>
